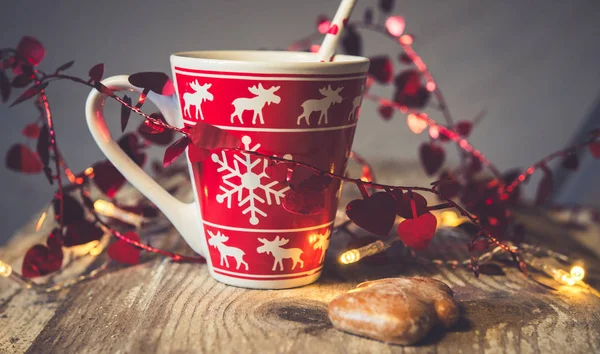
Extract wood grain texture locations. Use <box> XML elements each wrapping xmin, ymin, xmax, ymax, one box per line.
<box><xmin>0</xmin><ymin>163</ymin><xmax>598</xmax><ymax>353</ymax></box>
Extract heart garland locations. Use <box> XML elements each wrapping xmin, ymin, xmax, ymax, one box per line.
<box><xmin>107</xmin><ymin>232</ymin><xmax>142</xmax><ymax>265</ymax></box>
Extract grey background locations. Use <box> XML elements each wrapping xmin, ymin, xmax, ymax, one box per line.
<box><xmin>1</xmin><ymin>0</ymin><xmax>599</xmax><ymax>242</ymax></box>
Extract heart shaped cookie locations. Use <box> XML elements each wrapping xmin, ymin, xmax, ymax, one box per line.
<box><xmin>328</xmin><ymin>277</ymin><xmax>459</xmax><ymax>345</ymax></box>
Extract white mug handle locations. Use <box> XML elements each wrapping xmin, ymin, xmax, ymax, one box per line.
<box><xmin>85</xmin><ymin>75</ymin><xmax>206</xmax><ymax>257</ymax></box>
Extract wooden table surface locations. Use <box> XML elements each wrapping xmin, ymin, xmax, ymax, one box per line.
<box><xmin>1</xmin><ymin>163</ymin><xmax>599</xmax><ymax>354</ymax></box>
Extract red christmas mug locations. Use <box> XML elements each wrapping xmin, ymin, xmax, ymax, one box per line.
<box><xmin>85</xmin><ymin>51</ymin><xmax>369</xmax><ymax>289</ymax></box>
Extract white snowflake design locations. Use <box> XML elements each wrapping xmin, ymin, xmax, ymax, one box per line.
<box><xmin>211</xmin><ymin>136</ymin><xmax>291</xmax><ymax>225</ymax></box>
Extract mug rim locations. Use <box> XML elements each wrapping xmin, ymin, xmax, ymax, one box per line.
<box><xmin>170</xmin><ymin>50</ymin><xmax>369</xmax><ymax>75</ymax></box>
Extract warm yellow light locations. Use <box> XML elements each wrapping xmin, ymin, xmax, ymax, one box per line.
<box><xmin>407</xmin><ymin>113</ymin><xmax>428</xmax><ymax>134</ymax></box>
<box><xmin>94</xmin><ymin>199</ymin><xmax>115</xmax><ymax>214</ymax></box>
<box><xmin>440</xmin><ymin>211</ymin><xmax>462</xmax><ymax>227</ymax></box>
<box><xmin>35</xmin><ymin>211</ymin><xmax>47</xmax><ymax>232</ymax></box>
<box><xmin>340</xmin><ymin>249</ymin><xmax>360</xmax><ymax>264</ymax></box>
<box><xmin>0</xmin><ymin>261</ymin><xmax>12</xmax><ymax>277</ymax></box>
<box><xmin>339</xmin><ymin>240</ymin><xmax>390</xmax><ymax>265</ymax></box>
<box><xmin>570</xmin><ymin>266</ymin><xmax>585</xmax><ymax>282</ymax></box>
<box><xmin>94</xmin><ymin>200</ymin><xmax>144</xmax><ymax>228</ymax></box>
<box><xmin>561</xmin><ymin>274</ymin><xmax>576</xmax><ymax>286</ymax></box>
<box><xmin>308</xmin><ymin>234</ymin><xmax>318</xmax><ymax>244</ymax></box>
<box><xmin>84</xmin><ymin>167</ymin><xmax>95</xmax><ymax>177</ymax></box>
<box><xmin>65</xmin><ymin>167</ymin><xmax>77</xmax><ymax>184</ymax></box>
<box><xmin>89</xmin><ymin>241</ymin><xmax>104</xmax><ymax>256</ymax></box>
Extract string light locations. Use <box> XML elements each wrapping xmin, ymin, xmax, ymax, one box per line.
<box><xmin>399</xmin><ymin>34</ymin><xmax>413</xmax><ymax>45</ymax></box>
<box><xmin>570</xmin><ymin>266</ymin><xmax>585</xmax><ymax>282</ymax></box>
<box><xmin>438</xmin><ymin>211</ymin><xmax>464</xmax><ymax>228</ymax></box>
<box><xmin>339</xmin><ymin>240</ymin><xmax>390</xmax><ymax>264</ymax></box>
<box><xmin>84</xmin><ymin>167</ymin><xmax>94</xmax><ymax>177</ymax></box>
<box><xmin>35</xmin><ymin>211</ymin><xmax>47</xmax><ymax>232</ymax></box>
<box><xmin>0</xmin><ymin>261</ymin><xmax>12</xmax><ymax>278</ymax></box>
<box><xmin>338</xmin><ymin>237</ymin><xmax>588</xmax><ymax>289</ymax></box>
<box><xmin>93</xmin><ymin>200</ymin><xmax>145</xmax><ymax>228</ymax></box>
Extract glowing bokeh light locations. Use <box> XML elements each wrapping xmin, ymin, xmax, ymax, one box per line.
<box><xmin>407</xmin><ymin>113</ymin><xmax>428</xmax><ymax>134</ymax></box>
<box><xmin>339</xmin><ymin>249</ymin><xmax>360</xmax><ymax>264</ymax></box>
<box><xmin>385</xmin><ymin>16</ymin><xmax>405</xmax><ymax>37</ymax></box>
<box><xmin>570</xmin><ymin>266</ymin><xmax>585</xmax><ymax>282</ymax></box>
<box><xmin>318</xmin><ymin>20</ymin><xmax>331</xmax><ymax>35</ymax></box>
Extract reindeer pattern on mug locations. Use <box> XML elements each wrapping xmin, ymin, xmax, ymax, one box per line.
<box><xmin>182</xmin><ymin>80</ymin><xmax>213</xmax><ymax>120</ymax></box>
<box><xmin>310</xmin><ymin>229</ymin><xmax>331</xmax><ymax>263</ymax></box>
<box><xmin>257</xmin><ymin>236</ymin><xmax>304</xmax><ymax>271</ymax></box>
<box><xmin>231</xmin><ymin>84</ymin><xmax>281</xmax><ymax>124</ymax></box>
<box><xmin>207</xmin><ymin>230</ymin><xmax>249</xmax><ymax>270</ymax></box>
<box><xmin>297</xmin><ymin>85</ymin><xmax>344</xmax><ymax>126</ymax></box>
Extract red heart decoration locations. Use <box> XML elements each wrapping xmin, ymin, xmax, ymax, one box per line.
<box><xmin>64</xmin><ymin>220</ymin><xmax>104</xmax><ymax>247</ymax></box>
<box><xmin>378</xmin><ymin>105</ymin><xmax>394</xmax><ymax>120</ymax></box>
<box><xmin>21</xmin><ymin>123</ymin><xmax>40</xmax><ymax>139</ymax></box>
<box><xmin>455</xmin><ymin>121</ymin><xmax>473</xmax><ymax>137</ymax></box>
<box><xmin>16</xmin><ymin>36</ymin><xmax>45</xmax><ymax>66</ymax></box>
<box><xmin>368</xmin><ymin>56</ymin><xmax>394</xmax><ymax>84</ymax></box>
<box><xmin>328</xmin><ymin>24</ymin><xmax>339</xmax><ymax>35</ymax></box>
<box><xmin>88</xmin><ymin>63</ymin><xmax>104</xmax><ymax>82</ymax></box>
<box><xmin>108</xmin><ymin>232</ymin><xmax>141</xmax><ymax>265</ymax></box>
<box><xmin>163</xmin><ymin>136</ymin><xmax>190</xmax><ymax>167</ymax></box>
<box><xmin>137</xmin><ymin>114</ymin><xmax>174</xmax><ymax>146</ymax></box>
<box><xmin>394</xmin><ymin>70</ymin><xmax>430</xmax><ymax>108</ymax></box>
<box><xmin>53</xmin><ymin>195</ymin><xmax>85</xmax><ymax>226</ymax></box>
<box><xmin>188</xmin><ymin>121</ymin><xmax>241</xmax><ymax>151</ymax></box>
<box><xmin>118</xmin><ymin>133</ymin><xmax>147</xmax><ymax>167</ymax></box>
<box><xmin>342</xmin><ymin>18</ymin><xmax>348</xmax><ymax>27</ymax></box>
<box><xmin>395</xmin><ymin>191</ymin><xmax>428</xmax><ymax>219</ymax></box>
<box><xmin>346</xmin><ymin>192</ymin><xmax>397</xmax><ymax>236</ymax></box>
<box><xmin>128</xmin><ymin>72</ymin><xmax>175</xmax><ymax>96</ymax></box>
<box><xmin>397</xmin><ymin>213</ymin><xmax>437</xmax><ymax>251</ymax></box>
<box><xmin>288</xmin><ymin>165</ymin><xmax>333</xmax><ymax>193</ymax></box>
<box><xmin>5</xmin><ymin>144</ymin><xmax>43</xmax><ymax>174</ymax></box>
<box><xmin>92</xmin><ymin>160</ymin><xmax>126</xmax><ymax>198</ymax></box>
<box><xmin>589</xmin><ymin>141</ymin><xmax>600</xmax><ymax>158</ymax></box>
<box><xmin>265</xmin><ymin>161</ymin><xmax>291</xmax><ymax>183</ymax></box>
<box><xmin>420</xmin><ymin>142</ymin><xmax>445</xmax><ymax>176</ymax></box>
<box><xmin>437</xmin><ymin>171</ymin><xmax>461</xmax><ymax>199</ymax></box>
<box><xmin>22</xmin><ymin>244</ymin><xmax>63</xmax><ymax>278</ymax></box>
<box><xmin>282</xmin><ymin>189</ymin><xmax>326</xmax><ymax>215</ymax></box>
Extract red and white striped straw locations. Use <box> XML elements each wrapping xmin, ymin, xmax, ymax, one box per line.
<box><xmin>316</xmin><ymin>0</ymin><xmax>358</xmax><ymax>62</ymax></box>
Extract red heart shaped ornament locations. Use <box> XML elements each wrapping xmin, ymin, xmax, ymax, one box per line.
<box><xmin>346</xmin><ymin>192</ymin><xmax>397</xmax><ymax>236</ymax></box>
<box><xmin>397</xmin><ymin>213</ymin><xmax>437</xmax><ymax>251</ymax></box>
<box><xmin>108</xmin><ymin>232</ymin><xmax>141</xmax><ymax>265</ymax></box>
<box><xmin>22</xmin><ymin>244</ymin><xmax>63</xmax><ymax>278</ymax></box>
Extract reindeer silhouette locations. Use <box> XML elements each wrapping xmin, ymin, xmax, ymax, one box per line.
<box><xmin>348</xmin><ymin>95</ymin><xmax>363</xmax><ymax>121</ymax></box>
<box><xmin>310</xmin><ymin>230</ymin><xmax>331</xmax><ymax>263</ymax></box>
<box><xmin>297</xmin><ymin>85</ymin><xmax>344</xmax><ymax>126</ymax></box>
<box><xmin>183</xmin><ymin>81</ymin><xmax>213</xmax><ymax>120</ymax></box>
<box><xmin>231</xmin><ymin>84</ymin><xmax>281</xmax><ymax>124</ymax></box>
<box><xmin>256</xmin><ymin>236</ymin><xmax>304</xmax><ymax>271</ymax></box>
<box><xmin>207</xmin><ymin>230</ymin><xmax>249</xmax><ymax>270</ymax></box>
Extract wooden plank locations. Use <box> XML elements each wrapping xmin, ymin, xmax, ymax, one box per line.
<box><xmin>0</xmin><ymin>163</ymin><xmax>598</xmax><ymax>353</ymax></box>
<box><xmin>22</xmin><ymin>224</ymin><xmax>600</xmax><ymax>354</ymax></box>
